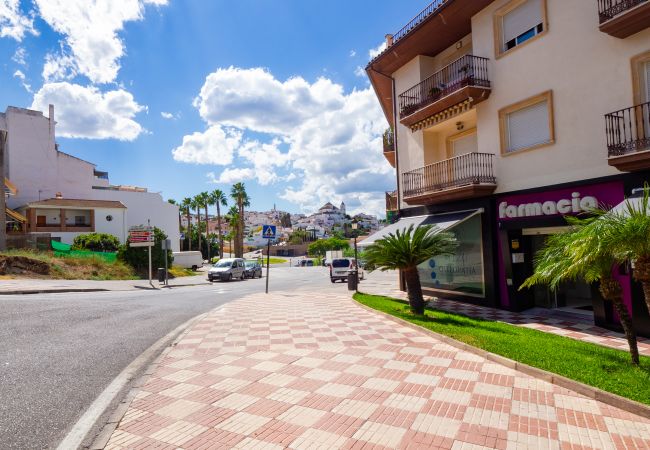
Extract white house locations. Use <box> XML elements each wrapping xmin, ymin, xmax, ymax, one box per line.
<box><xmin>0</xmin><ymin>105</ymin><xmax>180</xmax><ymax>251</ymax></box>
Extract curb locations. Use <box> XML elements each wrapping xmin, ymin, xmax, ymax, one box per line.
<box><xmin>0</xmin><ymin>288</ymin><xmax>109</xmax><ymax>295</ymax></box>
<box><xmin>88</xmin><ymin>312</ymin><xmax>208</xmax><ymax>450</ymax></box>
<box><xmin>352</xmin><ymin>294</ymin><xmax>650</xmax><ymax>420</ymax></box>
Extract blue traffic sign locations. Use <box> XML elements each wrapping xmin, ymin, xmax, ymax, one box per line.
<box><xmin>262</xmin><ymin>225</ymin><xmax>277</xmax><ymax>239</ymax></box>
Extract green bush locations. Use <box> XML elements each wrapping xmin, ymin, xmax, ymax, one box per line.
<box><xmin>72</xmin><ymin>233</ymin><xmax>121</xmax><ymax>252</ymax></box>
<box><xmin>117</xmin><ymin>227</ymin><xmax>172</xmax><ymax>276</ymax></box>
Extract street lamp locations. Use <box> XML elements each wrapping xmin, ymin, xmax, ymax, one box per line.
<box><xmin>351</xmin><ymin>220</ymin><xmax>359</xmax><ymax>291</ymax></box>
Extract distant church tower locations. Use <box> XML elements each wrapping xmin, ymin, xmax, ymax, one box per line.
<box><xmin>340</xmin><ymin>202</ymin><xmax>346</xmax><ymax>215</ymax></box>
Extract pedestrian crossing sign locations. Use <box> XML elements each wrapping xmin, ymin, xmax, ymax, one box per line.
<box><xmin>262</xmin><ymin>225</ymin><xmax>276</xmax><ymax>239</ymax></box>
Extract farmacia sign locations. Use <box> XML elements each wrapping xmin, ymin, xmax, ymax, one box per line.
<box><xmin>498</xmin><ymin>192</ymin><xmax>598</xmax><ymax>219</ymax></box>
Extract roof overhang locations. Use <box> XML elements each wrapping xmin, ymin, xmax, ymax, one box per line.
<box><xmin>366</xmin><ymin>0</ymin><xmax>494</xmax><ymax>124</ymax></box>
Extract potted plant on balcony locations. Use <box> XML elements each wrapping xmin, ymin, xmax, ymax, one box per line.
<box><xmin>428</xmin><ymin>86</ymin><xmax>442</xmax><ymax>98</ymax></box>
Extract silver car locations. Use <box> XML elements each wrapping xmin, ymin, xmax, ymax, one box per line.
<box><xmin>208</xmin><ymin>258</ymin><xmax>246</xmax><ymax>282</ymax></box>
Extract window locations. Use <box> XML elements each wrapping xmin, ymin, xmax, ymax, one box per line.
<box><xmin>631</xmin><ymin>51</ymin><xmax>650</xmax><ymax>104</ymax></box>
<box><xmin>494</xmin><ymin>0</ymin><xmax>547</xmax><ymax>58</ymax></box>
<box><xmin>74</xmin><ymin>215</ymin><xmax>86</xmax><ymax>226</ymax></box>
<box><xmin>499</xmin><ymin>91</ymin><xmax>554</xmax><ymax>155</ymax></box>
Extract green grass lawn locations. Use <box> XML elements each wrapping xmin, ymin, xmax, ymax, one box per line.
<box><xmin>264</xmin><ymin>257</ymin><xmax>287</xmax><ymax>265</ymax></box>
<box><xmin>354</xmin><ymin>293</ymin><xmax>650</xmax><ymax>406</ymax></box>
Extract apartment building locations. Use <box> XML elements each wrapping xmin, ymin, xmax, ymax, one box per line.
<box><xmin>366</xmin><ymin>0</ymin><xmax>650</xmax><ymax>336</ymax></box>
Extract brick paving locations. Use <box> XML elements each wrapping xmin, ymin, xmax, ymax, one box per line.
<box><xmin>105</xmin><ymin>290</ymin><xmax>650</xmax><ymax>449</ymax></box>
<box><xmin>362</xmin><ymin>270</ymin><xmax>650</xmax><ymax>358</ymax></box>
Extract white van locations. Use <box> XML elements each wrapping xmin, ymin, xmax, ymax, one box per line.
<box><xmin>329</xmin><ymin>258</ymin><xmax>364</xmax><ymax>283</ymax></box>
<box><xmin>172</xmin><ymin>251</ymin><xmax>203</xmax><ymax>271</ymax></box>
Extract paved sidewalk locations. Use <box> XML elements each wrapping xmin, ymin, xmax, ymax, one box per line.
<box><xmin>105</xmin><ymin>290</ymin><xmax>650</xmax><ymax>449</ymax></box>
<box><xmin>361</xmin><ymin>270</ymin><xmax>650</xmax><ymax>358</ymax></box>
<box><xmin>0</xmin><ymin>274</ymin><xmax>210</xmax><ymax>293</ymax></box>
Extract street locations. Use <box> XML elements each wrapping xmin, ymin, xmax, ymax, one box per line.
<box><xmin>0</xmin><ymin>266</ymin><xmax>339</xmax><ymax>450</ymax></box>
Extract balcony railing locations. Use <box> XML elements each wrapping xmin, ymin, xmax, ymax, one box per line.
<box><xmin>392</xmin><ymin>0</ymin><xmax>449</xmax><ymax>45</ymax></box>
<box><xmin>403</xmin><ymin>153</ymin><xmax>496</xmax><ymax>200</ymax></box>
<box><xmin>383</xmin><ymin>128</ymin><xmax>394</xmax><ymax>153</ymax></box>
<box><xmin>605</xmin><ymin>101</ymin><xmax>650</xmax><ymax>156</ymax></box>
<box><xmin>398</xmin><ymin>55</ymin><xmax>490</xmax><ymax>119</ymax></box>
<box><xmin>598</xmin><ymin>0</ymin><xmax>648</xmax><ymax>23</ymax></box>
<box><xmin>386</xmin><ymin>191</ymin><xmax>398</xmax><ymax>212</ymax></box>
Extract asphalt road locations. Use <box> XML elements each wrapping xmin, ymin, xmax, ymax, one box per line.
<box><xmin>0</xmin><ymin>266</ymin><xmax>343</xmax><ymax>450</ymax></box>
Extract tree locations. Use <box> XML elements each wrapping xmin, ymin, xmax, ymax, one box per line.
<box><xmin>307</xmin><ymin>237</ymin><xmax>350</xmax><ymax>258</ymax></box>
<box><xmin>226</xmin><ymin>205</ymin><xmax>240</xmax><ymax>257</ymax></box>
<box><xmin>196</xmin><ymin>191</ymin><xmax>211</xmax><ymax>259</ymax></box>
<box><xmin>231</xmin><ymin>182</ymin><xmax>250</xmax><ymax>258</ymax></box>
<box><xmin>191</xmin><ymin>195</ymin><xmax>205</xmax><ymax>257</ymax></box>
<box><xmin>168</xmin><ymin>199</ymin><xmax>182</xmax><ymax>251</ymax></box>
<box><xmin>280</xmin><ymin>213</ymin><xmax>292</xmax><ymax>228</ymax></box>
<box><xmin>180</xmin><ymin>197</ymin><xmax>193</xmax><ymax>251</ymax></box>
<box><xmin>364</xmin><ymin>224</ymin><xmax>457</xmax><ymax>315</ymax></box>
<box><xmin>520</xmin><ymin>215</ymin><xmax>640</xmax><ymax>365</ymax></box>
<box><xmin>596</xmin><ymin>186</ymin><xmax>650</xmax><ymax>316</ymax></box>
<box><xmin>209</xmin><ymin>189</ymin><xmax>228</xmax><ymax>258</ymax></box>
<box><xmin>72</xmin><ymin>233</ymin><xmax>120</xmax><ymax>252</ymax></box>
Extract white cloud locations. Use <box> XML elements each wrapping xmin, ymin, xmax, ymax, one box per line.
<box><xmin>177</xmin><ymin>67</ymin><xmax>393</xmax><ymax>217</ymax></box>
<box><xmin>13</xmin><ymin>69</ymin><xmax>31</xmax><ymax>92</ymax></box>
<box><xmin>349</xmin><ymin>49</ymin><xmax>356</xmax><ymax>57</ymax></box>
<box><xmin>0</xmin><ymin>0</ymin><xmax>37</xmax><ymax>40</ymax></box>
<box><xmin>354</xmin><ymin>66</ymin><xmax>366</xmax><ymax>78</ymax></box>
<box><xmin>31</xmin><ymin>82</ymin><xmax>145</xmax><ymax>140</ymax></box>
<box><xmin>34</xmin><ymin>0</ymin><xmax>168</xmax><ymax>84</ymax></box>
<box><xmin>171</xmin><ymin>125</ymin><xmax>242</xmax><ymax>165</ymax></box>
<box><xmin>193</xmin><ymin>66</ymin><xmax>345</xmax><ymax>135</ymax></box>
<box><xmin>12</xmin><ymin>46</ymin><xmax>27</xmax><ymax>65</ymax></box>
<box><xmin>208</xmin><ymin>167</ymin><xmax>254</xmax><ymax>185</ymax></box>
<box><xmin>160</xmin><ymin>111</ymin><xmax>178</xmax><ymax>120</ymax></box>
<box><xmin>42</xmin><ymin>52</ymin><xmax>78</xmax><ymax>82</ymax></box>
<box><xmin>368</xmin><ymin>41</ymin><xmax>386</xmax><ymax>59</ymax></box>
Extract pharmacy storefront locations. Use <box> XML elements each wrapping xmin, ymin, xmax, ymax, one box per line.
<box><xmin>495</xmin><ymin>180</ymin><xmax>629</xmax><ymax>330</ymax></box>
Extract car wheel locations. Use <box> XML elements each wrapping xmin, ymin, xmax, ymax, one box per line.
<box><xmin>330</xmin><ymin>278</ymin><xmax>335</xmax><ymax>283</ymax></box>
<box><xmin>191</xmin><ymin>265</ymin><xmax>198</xmax><ymax>271</ymax></box>
<box><xmin>227</xmin><ymin>273</ymin><xmax>232</xmax><ymax>282</ymax></box>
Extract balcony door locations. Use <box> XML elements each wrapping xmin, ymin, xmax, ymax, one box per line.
<box><xmin>448</xmin><ymin>129</ymin><xmax>478</xmax><ymax>185</ymax></box>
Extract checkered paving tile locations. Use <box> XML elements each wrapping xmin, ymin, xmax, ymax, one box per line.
<box><xmin>362</xmin><ymin>270</ymin><xmax>650</xmax><ymax>358</ymax></box>
<box><xmin>105</xmin><ymin>290</ymin><xmax>650</xmax><ymax>449</ymax></box>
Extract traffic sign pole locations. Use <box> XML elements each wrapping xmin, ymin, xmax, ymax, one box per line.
<box><xmin>265</xmin><ymin>239</ymin><xmax>270</xmax><ymax>294</ymax></box>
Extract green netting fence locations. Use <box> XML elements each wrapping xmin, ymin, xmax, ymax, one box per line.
<box><xmin>51</xmin><ymin>240</ymin><xmax>117</xmax><ymax>263</ymax></box>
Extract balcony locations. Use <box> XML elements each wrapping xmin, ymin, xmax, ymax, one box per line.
<box><xmin>598</xmin><ymin>0</ymin><xmax>650</xmax><ymax>38</ymax></box>
<box><xmin>402</xmin><ymin>152</ymin><xmax>496</xmax><ymax>205</ymax></box>
<box><xmin>398</xmin><ymin>55</ymin><xmax>491</xmax><ymax>129</ymax></box>
<box><xmin>606</xmin><ymin>101</ymin><xmax>650</xmax><ymax>171</ymax></box>
<box><xmin>383</xmin><ymin>128</ymin><xmax>396</xmax><ymax>167</ymax></box>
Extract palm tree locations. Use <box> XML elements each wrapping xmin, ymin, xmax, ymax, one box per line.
<box><xmin>210</xmin><ymin>189</ymin><xmax>228</xmax><ymax>258</ymax></box>
<box><xmin>196</xmin><ymin>191</ymin><xmax>211</xmax><ymax>259</ymax></box>
<box><xmin>168</xmin><ymin>199</ymin><xmax>183</xmax><ymax>251</ymax></box>
<box><xmin>181</xmin><ymin>197</ymin><xmax>193</xmax><ymax>251</ymax></box>
<box><xmin>595</xmin><ymin>186</ymin><xmax>650</xmax><ymax>316</ymax></box>
<box><xmin>520</xmin><ymin>215</ymin><xmax>640</xmax><ymax>365</ymax></box>
<box><xmin>226</xmin><ymin>205</ymin><xmax>240</xmax><ymax>257</ymax></box>
<box><xmin>364</xmin><ymin>224</ymin><xmax>457</xmax><ymax>315</ymax></box>
<box><xmin>192</xmin><ymin>195</ymin><xmax>206</xmax><ymax>257</ymax></box>
<box><xmin>231</xmin><ymin>182</ymin><xmax>250</xmax><ymax>258</ymax></box>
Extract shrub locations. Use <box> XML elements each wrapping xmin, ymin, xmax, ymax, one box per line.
<box><xmin>72</xmin><ymin>233</ymin><xmax>120</xmax><ymax>252</ymax></box>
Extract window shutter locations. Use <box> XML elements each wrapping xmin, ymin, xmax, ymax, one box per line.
<box><xmin>452</xmin><ymin>132</ymin><xmax>478</xmax><ymax>157</ymax></box>
<box><xmin>502</xmin><ymin>0</ymin><xmax>542</xmax><ymax>46</ymax></box>
<box><xmin>506</xmin><ymin>100</ymin><xmax>550</xmax><ymax>152</ymax></box>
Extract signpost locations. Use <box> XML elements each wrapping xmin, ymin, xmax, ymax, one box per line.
<box><xmin>129</xmin><ymin>225</ymin><xmax>154</xmax><ymax>284</ymax></box>
<box><xmin>262</xmin><ymin>225</ymin><xmax>276</xmax><ymax>294</ymax></box>
<box><xmin>161</xmin><ymin>239</ymin><xmax>171</xmax><ymax>285</ymax></box>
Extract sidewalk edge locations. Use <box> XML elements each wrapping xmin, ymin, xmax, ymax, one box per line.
<box><xmin>352</xmin><ymin>294</ymin><xmax>650</xmax><ymax>420</ymax></box>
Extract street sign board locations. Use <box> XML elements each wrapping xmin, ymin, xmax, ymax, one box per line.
<box><xmin>262</xmin><ymin>225</ymin><xmax>276</xmax><ymax>239</ymax></box>
<box><xmin>161</xmin><ymin>239</ymin><xmax>171</xmax><ymax>250</ymax></box>
<box><xmin>129</xmin><ymin>225</ymin><xmax>154</xmax><ymax>247</ymax></box>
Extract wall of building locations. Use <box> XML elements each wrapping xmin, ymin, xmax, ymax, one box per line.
<box><xmin>471</xmin><ymin>0</ymin><xmax>650</xmax><ymax>193</ymax></box>
<box><xmin>91</xmin><ymin>188</ymin><xmax>180</xmax><ymax>251</ymax></box>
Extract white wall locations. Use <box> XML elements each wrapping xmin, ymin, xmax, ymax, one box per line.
<box><xmin>91</xmin><ymin>189</ymin><xmax>180</xmax><ymax>251</ymax></box>
<box><xmin>470</xmin><ymin>0</ymin><xmax>650</xmax><ymax>193</ymax></box>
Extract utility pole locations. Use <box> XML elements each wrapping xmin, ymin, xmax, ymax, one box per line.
<box><xmin>0</xmin><ymin>130</ymin><xmax>7</xmax><ymax>252</ymax></box>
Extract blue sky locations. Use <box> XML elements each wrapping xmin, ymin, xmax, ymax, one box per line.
<box><xmin>0</xmin><ymin>0</ymin><xmax>424</xmax><ymax>216</ymax></box>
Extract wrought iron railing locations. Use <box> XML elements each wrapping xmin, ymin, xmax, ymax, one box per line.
<box><xmin>598</xmin><ymin>0</ymin><xmax>649</xmax><ymax>23</ymax></box>
<box><xmin>402</xmin><ymin>153</ymin><xmax>496</xmax><ymax>198</ymax></box>
<box><xmin>605</xmin><ymin>101</ymin><xmax>650</xmax><ymax>156</ymax></box>
<box><xmin>386</xmin><ymin>191</ymin><xmax>398</xmax><ymax>211</ymax></box>
<box><xmin>392</xmin><ymin>0</ymin><xmax>449</xmax><ymax>44</ymax></box>
<box><xmin>383</xmin><ymin>128</ymin><xmax>394</xmax><ymax>153</ymax></box>
<box><xmin>398</xmin><ymin>55</ymin><xmax>490</xmax><ymax>119</ymax></box>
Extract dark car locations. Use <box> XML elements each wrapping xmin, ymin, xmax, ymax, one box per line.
<box><xmin>244</xmin><ymin>260</ymin><xmax>263</xmax><ymax>278</ymax></box>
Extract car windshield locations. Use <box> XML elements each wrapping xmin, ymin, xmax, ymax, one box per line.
<box><xmin>214</xmin><ymin>260</ymin><xmax>233</xmax><ymax>268</ymax></box>
<box><xmin>332</xmin><ymin>259</ymin><xmax>350</xmax><ymax>268</ymax></box>
<box><xmin>245</xmin><ymin>261</ymin><xmax>257</xmax><ymax>267</ymax></box>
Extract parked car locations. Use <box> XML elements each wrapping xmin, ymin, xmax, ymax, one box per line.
<box><xmin>208</xmin><ymin>258</ymin><xmax>245</xmax><ymax>281</ymax></box>
<box><xmin>172</xmin><ymin>251</ymin><xmax>203</xmax><ymax>271</ymax></box>
<box><xmin>243</xmin><ymin>260</ymin><xmax>263</xmax><ymax>278</ymax></box>
<box><xmin>329</xmin><ymin>258</ymin><xmax>364</xmax><ymax>283</ymax></box>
